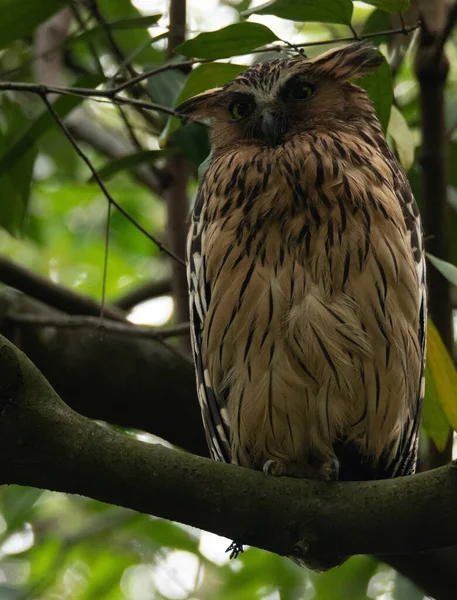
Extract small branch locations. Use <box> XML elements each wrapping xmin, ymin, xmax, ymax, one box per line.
<box><xmin>0</xmin><ymin>257</ymin><xmax>125</xmax><ymax>321</ymax></box>
<box><xmin>0</xmin><ymin>23</ymin><xmax>422</xmax><ymax>112</ymax></box>
<box><xmin>113</xmin><ymin>278</ymin><xmax>172</xmax><ymax>309</ymax></box>
<box><xmin>2</xmin><ymin>333</ymin><xmax>457</xmax><ymax>566</ymax></box>
<box><xmin>7</xmin><ymin>312</ymin><xmax>190</xmax><ymax>341</ymax></box>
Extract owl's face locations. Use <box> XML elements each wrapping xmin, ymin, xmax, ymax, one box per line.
<box><xmin>177</xmin><ymin>43</ymin><xmax>383</xmax><ymax>151</ymax></box>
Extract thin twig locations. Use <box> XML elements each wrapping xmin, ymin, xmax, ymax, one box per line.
<box><xmin>110</xmin><ymin>21</ymin><xmax>421</xmax><ymax>93</ymax></box>
<box><xmin>40</xmin><ymin>93</ymin><xmax>185</xmax><ymax>267</ymax></box>
<box><xmin>0</xmin><ymin>23</ymin><xmax>422</xmax><ymax>119</ymax></box>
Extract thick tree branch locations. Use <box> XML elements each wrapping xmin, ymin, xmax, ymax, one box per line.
<box><xmin>1</xmin><ymin>332</ymin><xmax>457</xmax><ymax>571</ymax></box>
<box><xmin>113</xmin><ymin>278</ymin><xmax>172</xmax><ymax>309</ymax></box>
<box><xmin>0</xmin><ymin>257</ymin><xmax>125</xmax><ymax>321</ymax></box>
<box><xmin>0</xmin><ymin>291</ymin><xmax>204</xmax><ymax>455</ymax></box>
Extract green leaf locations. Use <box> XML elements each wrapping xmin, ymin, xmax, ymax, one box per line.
<box><xmin>92</xmin><ymin>150</ymin><xmax>172</xmax><ymax>181</ymax></box>
<box><xmin>361</xmin><ymin>8</ymin><xmax>391</xmax><ymax>40</ymax></box>
<box><xmin>356</xmin><ymin>58</ymin><xmax>393</xmax><ymax>133</ymax></box>
<box><xmin>160</xmin><ymin>62</ymin><xmax>246</xmax><ymax>145</ymax></box>
<box><xmin>0</xmin><ymin>0</ymin><xmax>68</xmax><ymax>51</ymax></box>
<box><xmin>388</xmin><ymin>105</ymin><xmax>415</xmax><ymax>170</ymax></box>
<box><xmin>360</xmin><ymin>0</ymin><xmax>409</xmax><ymax>13</ymax></box>
<box><xmin>423</xmin><ymin>359</ymin><xmax>451</xmax><ymax>451</ymax></box>
<box><xmin>0</xmin><ymin>74</ymin><xmax>104</xmax><ymax>178</ymax></box>
<box><xmin>242</xmin><ymin>0</ymin><xmax>354</xmax><ymax>26</ymax></box>
<box><xmin>309</xmin><ymin>555</ymin><xmax>377</xmax><ymax>600</ymax></box>
<box><xmin>177</xmin><ymin>63</ymin><xmax>247</xmax><ymax>104</ymax></box>
<box><xmin>426</xmin><ymin>320</ymin><xmax>457</xmax><ymax>433</ymax></box>
<box><xmin>0</xmin><ymin>97</ymin><xmax>37</xmax><ymax>235</ymax></box>
<box><xmin>175</xmin><ymin>22</ymin><xmax>279</xmax><ymax>59</ymax></box>
<box><xmin>427</xmin><ymin>253</ymin><xmax>457</xmax><ymax>287</ymax></box>
<box><xmin>147</xmin><ymin>67</ymin><xmax>187</xmax><ymax>107</ymax></box>
<box><xmin>97</xmin><ymin>0</ymin><xmax>163</xmax><ymax>63</ymax></box>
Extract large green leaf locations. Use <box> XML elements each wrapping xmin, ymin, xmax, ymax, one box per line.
<box><xmin>356</xmin><ymin>59</ymin><xmax>393</xmax><ymax>133</ymax></box>
<box><xmin>426</xmin><ymin>320</ymin><xmax>457</xmax><ymax>433</ymax></box>
<box><xmin>0</xmin><ymin>0</ymin><xmax>68</xmax><ymax>51</ymax></box>
<box><xmin>427</xmin><ymin>253</ymin><xmax>457</xmax><ymax>287</ymax></box>
<box><xmin>0</xmin><ymin>74</ymin><xmax>103</xmax><ymax>178</ymax></box>
<box><xmin>361</xmin><ymin>0</ymin><xmax>410</xmax><ymax>12</ymax></box>
<box><xmin>361</xmin><ymin>8</ymin><xmax>390</xmax><ymax>38</ymax></box>
<box><xmin>242</xmin><ymin>0</ymin><xmax>353</xmax><ymax>25</ymax></box>
<box><xmin>176</xmin><ymin>63</ymin><xmax>247</xmax><ymax>104</ymax></box>
<box><xmin>175</xmin><ymin>22</ymin><xmax>279</xmax><ymax>59</ymax></box>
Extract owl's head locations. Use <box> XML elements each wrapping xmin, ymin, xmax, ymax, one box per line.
<box><xmin>176</xmin><ymin>42</ymin><xmax>383</xmax><ymax>150</ymax></box>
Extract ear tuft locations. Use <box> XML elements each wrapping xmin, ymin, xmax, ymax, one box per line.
<box><xmin>308</xmin><ymin>42</ymin><xmax>384</xmax><ymax>80</ymax></box>
<box><xmin>175</xmin><ymin>88</ymin><xmax>223</xmax><ymax>121</ymax></box>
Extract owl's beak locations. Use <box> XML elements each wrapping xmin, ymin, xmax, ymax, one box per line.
<box><xmin>260</xmin><ymin>111</ymin><xmax>284</xmax><ymax>146</ymax></box>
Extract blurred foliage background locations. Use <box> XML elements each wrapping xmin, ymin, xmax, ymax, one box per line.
<box><xmin>0</xmin><ymin>0</ymin><xmax>456</xmax><ymax>597</ymax></box>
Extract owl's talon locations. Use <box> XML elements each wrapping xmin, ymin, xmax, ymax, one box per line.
<box><xmin>321</xmin><ymin>457</ymin><xmax>340</xmax><ymax>481</ymax></box>
<box><xmin>226</xmin><ymin>541</ymin><xmax>244</xmax><ymax>559</ymax></box>
<box><xmin>263</xmin><ymin>459</ymin><xmax>285</xmax><ymax>476</ymax></box>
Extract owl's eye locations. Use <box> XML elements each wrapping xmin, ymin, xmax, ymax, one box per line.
<box><xmin>288</xmin><ymin>83</ymin><xmax>314</xmax><ymax>100</ymax></box>
<box><xmin>230</xmin><ymin>101</ymin><xmax>253</xmax><ymax>120</ymax></box>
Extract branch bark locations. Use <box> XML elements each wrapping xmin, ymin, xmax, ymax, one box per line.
<box><xmin>0</xmin><ymin>291</ymin><xmax>205</xmax><ymax>456</ymax></box>
<box><xmin>1</xmin><ymin>332</ymin><xmax>457</xmax><ymax>572</ymax></box>
<box><xmin>415</xmin><ymin>10</ymin><xmax>453</xmax><ymax>467</ymax></box>
<box><xmin>0</xmin><ymin>257</ymin><xmax>125</xmax><ymax>321</ymax></box>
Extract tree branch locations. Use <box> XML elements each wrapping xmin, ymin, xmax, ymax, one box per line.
<box><xmin>7</xmin><ymin>312</ymin><xmax>190</xmax><ymax>342</ymax></box>
<box><xmin>0</xmin><ymin>257</ymin><xmax>125</xmax><ymax>321</ymax></box>
<box><xmin>113</xmin><ymin>278</ymin><xmax>172</xmax><ymax>309</ymax></box>
<box><xmin>0</xmin><ymin>291</ymin><xmax>203</xmax><ymax>454</ymax></box>
<box><xmin>1</xmin><ymin>332</ymin><xmax>457</xmax><ymax>570</ymax></box>
<box><xmin>415</xmin><ymin>17</ymin><xmax>453</xmax><ymax>466</ymax></box>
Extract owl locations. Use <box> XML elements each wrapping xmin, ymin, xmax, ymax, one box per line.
<box><xmin>178</xmin><ymin>43</ymin><xmax>425</xmax><ymax>506</ymax></box>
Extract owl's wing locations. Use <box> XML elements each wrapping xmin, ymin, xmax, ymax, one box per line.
<box><xmin>390</xmin><ymin>169</ymin><xmax>427</xmax><ymax>478</ymax></box>
<box><xmin>337</xmin><ymin>167</ymin><xmax>426</xmax><ymax>482</ymax></box>
<box><xmin>187</xmin><ymin>198</ymin><xmax>232</xmax><ymax>464</ymax></box>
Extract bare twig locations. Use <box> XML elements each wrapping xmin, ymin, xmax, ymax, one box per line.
<box><xmin>40</xmin><ymin>93</ymin><xmax>185</xmax><ymax>267</ymax></box>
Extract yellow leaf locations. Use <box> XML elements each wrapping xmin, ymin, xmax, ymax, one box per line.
<box><xmin>426</xmin><ymin>320</ymin><xmax>457</xmax><ymax>432</ymax></box>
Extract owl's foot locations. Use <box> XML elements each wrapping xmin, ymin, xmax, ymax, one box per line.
<box><xmin>320</xmin><ymin>457</ymin><xmax>340</xmax><ymax>481</ymax></box>
<box><xmin>263</xmin><ymin>459</ymin><xmax>286</xmax><ymax>476</ymax></box>
<box><xmin>263</xmin><ymin>458</ymin><xmax>340</xmax><ymax>480</ymax></box>
<box><xmin>226</xmin><ymin>541</ymin><xmax>244</xmax><ymax>559</ymax></box>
